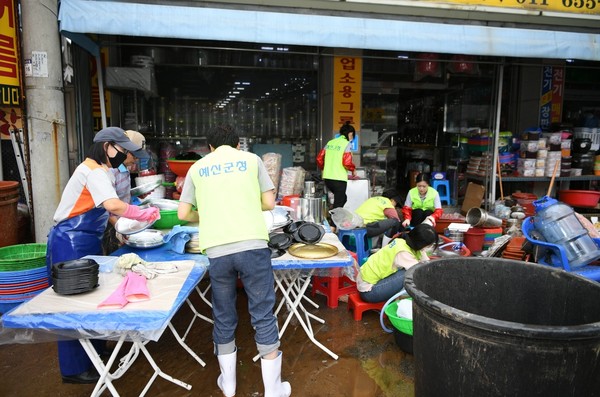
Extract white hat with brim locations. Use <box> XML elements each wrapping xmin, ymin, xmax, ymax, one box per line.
<box><xmin>124</xmin><ymin>130</ymin><xmax>150</xmax><ymax>159</ymax></box>
<box><xmin>93</xmin><ymin>127</ymin><xmax>149</xmax><ymax>158</ymax></box>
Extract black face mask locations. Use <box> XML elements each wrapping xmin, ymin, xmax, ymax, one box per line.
<box><xmin>108</xmin><ymin>147</ymin><xmax>127</xmax><ymax>168</ymax></box>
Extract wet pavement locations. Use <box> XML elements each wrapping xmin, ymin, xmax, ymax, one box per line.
<box><xmin>0</xmin><ymin>281</ymin><xmax>415</xmax><ymax>397</ymax></box>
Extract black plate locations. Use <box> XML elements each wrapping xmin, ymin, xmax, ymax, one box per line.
<box><xmin>270</xmin><ymin>248</ymin><xmax>286</xmax><ymax>259</ymax></box>
<box><xmin>292</xmin><ymin>222</ymin><xmax>325</xmax><ymax>244</ymax></box>
<box><xmin>268</xmin><ymin>232</ymin><xmax>294</xmax><ymax>250</ymax></box>
<box><xmin>52</xmin><ymin>259</ymin><xmax>98</xmax><ymax>270</ymax></box>
<box><xmin>283</xmin><ymin>221</ymin><xmax>306</xmax><ymax>234</ymax></box>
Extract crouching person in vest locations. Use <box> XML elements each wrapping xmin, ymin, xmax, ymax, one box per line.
<box><xmin>354</xmin><ymin>189</ymin><xmax>403</xmax><ymax>247</ymax></box>
<box><xmin>177</xmin><ymin>124</ymin><xmax>291</xmax><ymax>397</ymax></box>
<box><xmin>356</xmin><ymin>224</ymin><xmax>437</xmax><ymax>303</ymax></box>
<box><xmin>402</xmin><ymin>173</ymin><xmax>443</xmax><ymax>228</ymax></box>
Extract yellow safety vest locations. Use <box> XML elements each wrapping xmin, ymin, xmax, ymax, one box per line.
<box><xmin>355</xmin><ymin>196</ymin><xmax>394</xmax><ymax>225</ymax></box>
<box><xmin>189</xmin><ymin>146</ymin><xmax>268</xmax><ymax>252</ymax></box>
<box><xmin>409</xmin><ymin>187</ymin><xmax>436</xmax><ymax>211</ymax></box>
<box><xmin>359</xmin><ymin>239</ymin><xmax>421</xmax><ymax>285</ymax></box>
<box><xmin>322</xmin><ymin>136</ymin><xmax>349</xmax><ymax>182</ymax></box>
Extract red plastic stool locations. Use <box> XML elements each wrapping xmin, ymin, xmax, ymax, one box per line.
<box><xmin>311</xmin><ymin>251</ymin><xmax>358</xmax><ymax>309</ymax></box>
<box><xmin>347</xmin><ymin>292</ymin><xmax>385</xmax><ymax>321</ymax></box>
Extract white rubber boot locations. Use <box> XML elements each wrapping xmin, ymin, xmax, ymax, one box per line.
<box><xmin>381</xmin><ymin>234</ymin><xmax>393</xmax><ymax>247</ymax></box>
<box><xmin>261</xmin><ymin>351</ymin><xmax>291</xmax><ymax>397</ymax></box>
<box><xmin>217</xmin><ymin>349</ymin><xmax>237</xmax><ymax>397</ymax></box>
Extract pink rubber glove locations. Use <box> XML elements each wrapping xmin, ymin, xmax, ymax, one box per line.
<box><xmin>98</xmin><ymin>275</ymin><xmax>129</xmax><ymax>309</ymax></box>
<box><xmin>124</xmin><ymin>271</ymin><xmax>150</xmax><ymax>302</ymax></box>
<box><xmin>123</xmin><ymin>204</ymin><xmax>160</xmax><ymax>222</ymax></box>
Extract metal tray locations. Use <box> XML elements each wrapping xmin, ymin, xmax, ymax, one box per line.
<box><xmin>115</xmin><ymin>217</ymin><xmax>155</xmax><ymax>235</ymax></box>
<box><xmin>123</xmin><ymin>229</ymin><xmax>164</xmax><ymax>249</ymax></box>
<box><xmin>287</xmin><ymin>243</ymin><xmax>339</xmax><ymax>259</ymax></box>
<box><xmin>131</xmin><ymin>180</ymin><xmax>162</xmax><ymax>197</ymax></box>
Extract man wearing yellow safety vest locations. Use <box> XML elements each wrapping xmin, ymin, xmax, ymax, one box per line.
<box><xmin>316</xmin><ymin>121</ymin><xmax>357</xmax><ymax>211</ymax></box>
<box><xmin>402</xmin><ymin>173</ymin><xmax>444</xmax><ymax>228</ymax></box>
<box><xmin>178</xmin><ymin>124</ymin><xmax>291</xmax><ymax>397</ymax></box>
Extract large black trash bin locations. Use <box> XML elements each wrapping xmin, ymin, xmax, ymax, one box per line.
<box><xmin>404</xmin><ymin>257</ymin><xmax>600</xmax><ymax>397</ymax></box>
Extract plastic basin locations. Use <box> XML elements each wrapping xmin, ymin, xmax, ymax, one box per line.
<box><xmin>558</xmin><ymin>190</ymin><xmax>600</xmax><ymax>208</ymax></box>
<box><xmin>152</xmin><ymin>209</ymin><xmax>188</xmax><ymax>229</ymax></box>
<box><xmin>167</xmin><ymin>159</ymin><xmax>196</xmax><ymax>177</ymax></box>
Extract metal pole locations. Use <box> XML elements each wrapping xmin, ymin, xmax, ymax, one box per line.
<box><xmin>491</xmin><ymin>63</ymin><xmax>505</xmax><ymax>206</ymax></box>
<box><xmin>21</xmin><ymin>0</ymin><xmax>69</xmax><ymax>242</ymax></box>
<box><xmin>96</xmin><ymin>55</ymin><xmax>107</xmax><ymax>129</ymax></box>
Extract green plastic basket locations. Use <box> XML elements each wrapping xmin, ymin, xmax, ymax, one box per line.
<box><xmin>152</xmin><ymin>209</ymin><xmax>189</xmax><ymax>230</ymax></box>
<box><xmin>0</xmin><ymin>243</ymin><xmax>47</xmax><ymax>271</ymax></box>
<box><xmin>384</xmin><ymin>299</ymin><xmax>413</xmax><ymax>336</ymax></box>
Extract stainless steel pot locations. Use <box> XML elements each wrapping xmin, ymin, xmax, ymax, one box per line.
<box><xmin>299</xmin><ymin>198</ymin><xmax>323</xmax><ymax>224</ymax></box>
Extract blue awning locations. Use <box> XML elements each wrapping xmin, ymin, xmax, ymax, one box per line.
<box><xmin>58</xmin><ymin>0</ymin><xmax>600</xmax><ymax>61</ymax></box>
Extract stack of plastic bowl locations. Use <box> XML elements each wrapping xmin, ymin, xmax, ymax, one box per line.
<box><xmin>0</xmin><ymin>243</ymin><xmax>48</xmax><ymax>313</ymax></box>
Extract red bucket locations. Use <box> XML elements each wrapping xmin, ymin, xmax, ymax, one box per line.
<box><xmin>463</xmin><ymin>227</ymin><xmax>486</xmax><ymax>253</ymax></box>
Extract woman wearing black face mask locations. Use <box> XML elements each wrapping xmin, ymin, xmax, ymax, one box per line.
<box><xmin>45</xmin><ymin>126</ymin><xmax>159</xmax><ymax>384</ymax></box>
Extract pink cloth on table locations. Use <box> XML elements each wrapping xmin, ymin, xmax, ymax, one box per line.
<box><xmin>97</xmin><ymin>271</ymin><xmax>150</xmax><ymax>309</ymax></box>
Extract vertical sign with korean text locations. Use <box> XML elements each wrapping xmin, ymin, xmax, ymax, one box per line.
<box><xmin>0</xmin><ymin>0</ymin><xmax>23</xmax><ymax>140</ymax></box>
<box><xmin>539</xmin><ymin>65</ymin><xmax>565</xmax><ymax>130</ymax></box>
<box><xmin>333</xmin><ymin>56</ymin><xmax>362</xmax><ymax>151</ymax></box>
<box><xmin>551</xmin><ymin>66</ymin><xmax>564</xmax><ymax>125</ymax></box>
<box><xmin>91</xmin><ymin>48</ymin><xmax>111</xmax><ymax>130</ymax></box>
<box><xmin>539</xmin><ymin>66</ymin><xmax>553</xmax><ymax>130</ymax></box>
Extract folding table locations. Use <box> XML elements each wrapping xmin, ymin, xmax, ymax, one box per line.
<box><xmin>265</xmin><ymin>232</ymin><xmax>354</xmax><ymax>361</ymax></box>
<box><xmin>115</xmin><ymin>233</ymin><xmax>353</xmax><ymax>361</ymax></box>
<box><xmin>0</xmin><ymin>258</ymin><xmax>207</xmax><ymax>397</ymax></box>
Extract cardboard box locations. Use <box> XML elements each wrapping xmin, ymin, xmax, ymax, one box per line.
<box><xmin>461</xmin><ymin>182</ymin><xmax>485</xmax><ymax>215</ymax></box>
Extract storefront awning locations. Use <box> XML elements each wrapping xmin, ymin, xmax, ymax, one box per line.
<box><xmin>58</xmin><ymin>0</ymin><xmax>600</xmax><ymax>61</ymax></box>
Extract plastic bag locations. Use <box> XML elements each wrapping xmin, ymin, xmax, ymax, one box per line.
<box><xmin>329</xmin><ymin>208</ymin><xmax>364</xmax><ymax>230</ymax></box>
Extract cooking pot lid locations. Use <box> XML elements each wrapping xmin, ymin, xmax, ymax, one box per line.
<box><xmin>268</xmin><ymin>232</ymin><xmax>294</xmax><ymax>250</ymax></box>
<box><xmin>293</xmin><ymin>223</ymin><xmax>325</xmax><ymax>244</ymax></box>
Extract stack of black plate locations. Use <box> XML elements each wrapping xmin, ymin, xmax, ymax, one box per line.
<box><xmin>51</xmin><ymin>259</ymin><xmax>99</xmax><ymax>295</ymax></box>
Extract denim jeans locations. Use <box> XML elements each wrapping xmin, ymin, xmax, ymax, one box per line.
<box><xmin>365</xmin><ymin>218</ymin><xmax>401</xmax><ymax>238</ymax></box>
<box><xmin>359</xmin><ymin>268</ymin><xmax>406</xmax><ymax>303</ymax></box>
<box><xmin>209</xmin><ymin>248</ymin><xmax>280</xmax><ymax>357</ymax></box>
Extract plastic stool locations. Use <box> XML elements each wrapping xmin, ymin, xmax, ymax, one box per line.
<box><xmin>432</xmin><ymin>179</ymin><xmax>451</xmax><ymax>205</ymax></box>
<box><xmin>338</xmin><ymin>228</ymin><xmax>371</xmax><ymax>266</ymax></box>
<box><xmin>311</xmin><ymin>251</ymin><xmax>358</xmax><ymax>309</ymax></box>
<box><xmin>311</xmin><ymin>275</ymin><xmax>357</xmax><ymax>309</ymax></box>
<box><xmin>347</xmin><ymin>293</ymin><xmax>385</xmax><ymax>321</ymax></box>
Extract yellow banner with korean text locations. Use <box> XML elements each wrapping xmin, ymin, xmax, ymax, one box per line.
<box><xmin>333</xmin><ymin>56</ymin><xmax>362</xmax><ymax>142</ymax></box>
<box><xmin>0</xmin><ymin>0</ymin><xmax>23</xmax><ymax>140</ymax></box>
<box><xmin>415</xmin><ymin>0</ymin><xmax>600</xmax><ymax>15</ymax></box>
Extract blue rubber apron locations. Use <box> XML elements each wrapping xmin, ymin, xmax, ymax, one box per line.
<box><xmin>46</xmin><ymin>207</ymin><xmax>109</xmax><ymax>376</ymax></box>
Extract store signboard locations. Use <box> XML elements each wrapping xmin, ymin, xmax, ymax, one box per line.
<box><xmin>0</xmin><ymin>0</ymin><xmax>22</xmax><ymax>140</ymax></box>
<box><xmin>539</xmin><ymin>66</ymin><xmax>553</xmax><ymax>130</ymax></box>
<box><xmin>91</xmin><ymin>48</ymin><xmax>111</xmax><ymax>131</ymax></box>
<box><xmin>539</xmin><ymin>65</ymin><xmax>565</xmax><ymax>130</ymax></box>
<box><xmin>551</xmin><ymin>67</ymin><xmax>564</xmax><ymax>125</ymax></box>
<box><xmin>348</xmin><ymin>0</ymin><xmax>599</xmax><ymax>15</ymax></box>
<box><xmin>333</xmin><ymin>56</ymin><xmax>362</xmax><ymax>152</ymax></box>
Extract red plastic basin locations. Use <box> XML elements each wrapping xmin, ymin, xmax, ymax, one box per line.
<box><xmin>558</xmin><ymin>190</ymin><xmax>600</xmax><ymax>208</ymax></box>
